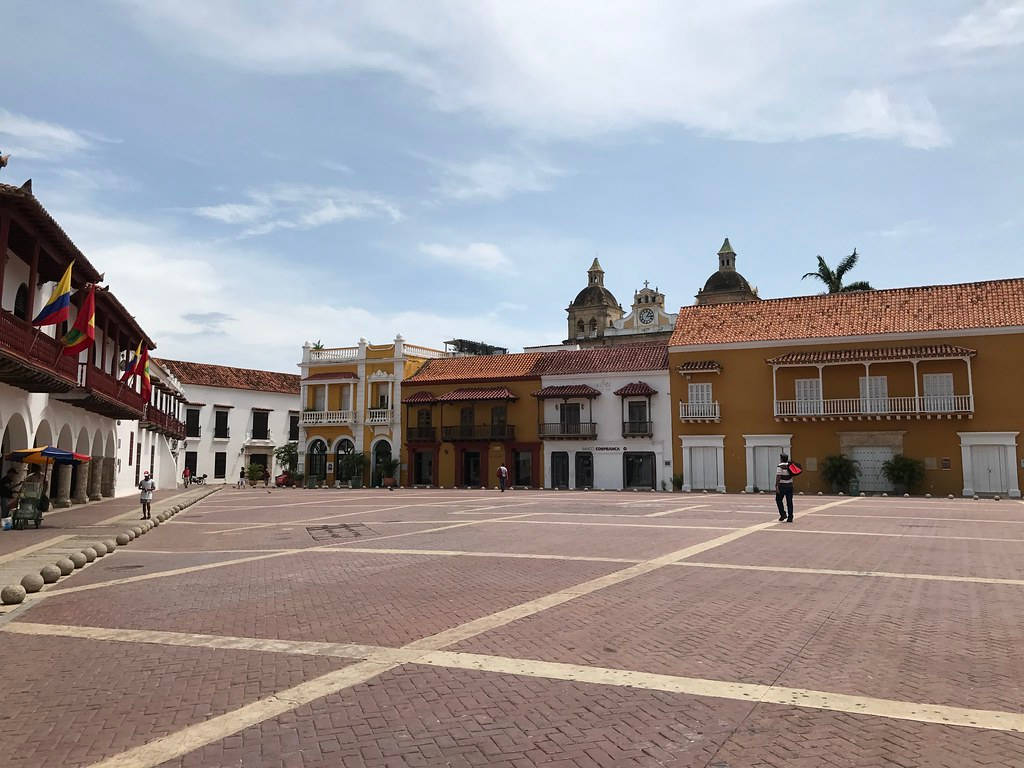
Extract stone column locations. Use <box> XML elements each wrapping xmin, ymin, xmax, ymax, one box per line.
<box><xmin>53</xmin><ymin>464</ymin><xmax>73</xmax><ymax>508</ymax></box>
<box><xmin>71</xmin><ymin>463</ymin><xmax>90</xmax><ymax>505</ymax></box>
<box><xmin>101</xmin><ymin>457</ymin><xmax>116</xmax><ymax>498</ymax></box>
<box><xmin>88</xmin><ymin>458</ymin><xmax>103</xmax><ymax>501</ymax></box>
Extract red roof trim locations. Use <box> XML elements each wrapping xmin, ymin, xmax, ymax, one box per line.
<box><xmin>613</xmin><ymin>381</ymin><xmax>658</xmax><ymax>396</ymax></box>
<box><xmin>533</xmin><ymin>384</ymin><xmax>602</xmax><ymax>399</ymax></box>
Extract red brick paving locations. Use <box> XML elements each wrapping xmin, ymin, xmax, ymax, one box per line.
<box><xmin>0</xmin><ymin>632</ymin><xmax>353</xmax><ymax>768</ymax></box>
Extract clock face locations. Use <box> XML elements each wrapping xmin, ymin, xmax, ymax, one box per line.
<box><xmin>639</xmin><ymin>308</ymin><xmax>656</xmax><ymax>325</ymax></box>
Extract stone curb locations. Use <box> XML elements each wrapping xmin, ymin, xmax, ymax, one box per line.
<box><xmin>1</xmin><ymin>486</ymin><xmax>220</xmax><ymax>605</ymax></box>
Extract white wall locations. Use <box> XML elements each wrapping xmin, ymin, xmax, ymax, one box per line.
<box><xmin>539</xmin><ymin>370</ymin><xmax>671</xmax><ymax>490</ymax></box>
<box><xmin>179</xmin><ymin>384</ymin><xmax>299</xmax><ymax>483</ymax></box>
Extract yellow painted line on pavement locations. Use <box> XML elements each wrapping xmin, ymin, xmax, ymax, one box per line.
<box><xmin>0</xmin><ymin>534</ymin><xmax>74</xmax><ymax>565</ymax></box>
<box><xmin>58</xmin><ymin>498</ymin><xmax>858</xmax><ymax>767</ymax></box>
<box><xmin>12</xmin><ymin>618</ymin><xmax>1022</xmax><ymax>735</ymax></box>
<box><xmin>645</xmin><ymin>504</ymin><xmax>709</xmax><ymax>517</ymax></box>
<box><xmin>675</xmin><ymin>560</ymin><xmax>1024</xmax><ymax>587</ymax></box>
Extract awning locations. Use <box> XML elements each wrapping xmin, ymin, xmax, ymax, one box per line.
<box><xmin>402</xmin><ymin>391</ymin><xmax>438</xmax><ymax>404</ymax></box>
<box><xmin>437</xmin><ymin>387</ymin><xmax>519</xmax><ymax>402</ymax></box>
<box><xmin>767</xmin><ymin>345</ymin><xmax>977</xmax><ymax>366</ymax></box>
<box><xmin>5</xmin><ymin>446</ymin><xmax>91</xmax><ymax>465</ymax></box>
<box><xmin>532</xmin><ymin>384</ymin><xmax>601</xmax><ymax>399</ymax></box>
<box><xmin>613</xmin><ymin>381</ymin><xmax>658</xmax><ymax>396</ymax></box>
<box><xmin>677</xmin><ymin>360</ymin><xmax>722</xmax><ymax>374</ymax></box>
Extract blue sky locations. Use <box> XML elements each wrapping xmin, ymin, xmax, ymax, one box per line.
<box><xmin>2</xmin><ymin>1</ymin><xmax>1022</xmax><ymax>371</ymax></box>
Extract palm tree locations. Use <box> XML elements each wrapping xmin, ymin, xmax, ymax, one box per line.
<box><xmin>802</xmin><ymin>249</ymin><xmax>873</xmax><ymax>293</ymax></box>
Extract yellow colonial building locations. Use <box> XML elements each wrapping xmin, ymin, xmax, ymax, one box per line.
<box><xmin>297</xmin><ymin>336</ymin><xmax>445</xmax><ymax>486</ymax></box>
<box><xmin>669</xmin><ymin>278</ymin><xmax>1024</xmax><ymax>497</ymax></box>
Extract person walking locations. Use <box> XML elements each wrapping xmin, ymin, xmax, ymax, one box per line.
<box><xmin>775</xmin><ymin>453</ymin><xmax>794</xmax><ymax>523</ymax></box>
<box><xmin>182</xmin><ymin>466</ymin><xmax>191</xmax><ymax>487</ymax></box>
<box><xmin>262</xmin><ymin>467</ymin><xmax>270</xmax><ymax>488</ymax></box>
<box><xmin>237</xmin><ymin>466</ymin><xmax>246</xmax><ymax>489</ymax></box>
<box><xmin>496</xmin><ymin>463</ymin><xmax>509</xmax><ymax>492</ymax></box>
<box><xmin>139</xmin><ymin>470</ymin><xmax>156</xmax><ymax>520</ymax></box>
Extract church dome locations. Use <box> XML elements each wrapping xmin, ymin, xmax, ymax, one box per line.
<box><xmin>700</xmin><ymin>270</ymin><xmax>753</xmax><ymax>294</ymax></box>
<box><xmin>571</xmin><ymin>284</ymin><xmax>620</xmax><ymax>308</ymax></box>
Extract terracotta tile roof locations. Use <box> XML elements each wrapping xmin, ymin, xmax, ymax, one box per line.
<box><xmin>303</xmin><ymin>371</ymin><xmax>358</xmax><ymax>382</ymax></box>
<box><xmin>613</xmin><ymin>381</ymin><xmax>658</xmax><ymax>396</ymax></box>
<box><xmin>676</xmin><ymin>360</ymin><xmax>722</xmax><ymax>373</ymax></box>
<box><xmin>536</xmin><ymin>344</ymin><xmax>668</xmax><ymax>375</ymax></box>
<box><xmin>436</xmin><ymin>387</ymin><xmax>519</xmax><ymax>402</ymax></box>
<box><xmin>767</xmin><ymin>344</ymin><xmax>977</xmax><ymax>366</ymax></box>
<box><xmin>405</xmin><ymin>352</ymin><xmax>543</xmax><ymax>384</ymax></box>
<box><xmin>533</xmin><ymin>384</ymin><xmax>602</xmax><ymax>399</ymax></box>
<box><xmin>401</xmin><ymin>391</ymin><xmax>438</xmax><ymax>404</ymax></box>
<box><xmin>670</xmin><ymin>279</ymin><xmax>1024</xmax><ymax>347</ymax></box>
<box><xmin>157</xmin><ymin>359</ymin><xmax>300</xmax><ymax>394</ymax></box>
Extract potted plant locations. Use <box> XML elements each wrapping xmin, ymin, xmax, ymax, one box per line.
<box><xmin>821</xmin><ymin>454</ymin><xmax>859</xmax><ymax>494</ymax></box>
<box><xmin>378</xmin><ymin>457</ymin><xmax>400</xmax><ymax>488</ymax></box>
<box><xmin>671</xmin><ymin>473</ymin><xmax>684</xmax><ymax>491</ymax></box>
<box><xmin>342</xmin><ymin>452</ymin><xmax>367</xmax><ymax>489</ymax></box>
<box><xmin>881</xmin><ymin>454</ymin><xmax>925</xmax><ymax>495</ymax></box>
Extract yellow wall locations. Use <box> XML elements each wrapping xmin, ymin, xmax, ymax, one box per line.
<box><xmin>670</xmin><ymin>332</ymin><xmax>1024</xmax><ymax>496</ymax></box>
<box><xmin>400</xmin><ymin>378</ymin><xmax>543</xmax><ymax>487</ymax></box>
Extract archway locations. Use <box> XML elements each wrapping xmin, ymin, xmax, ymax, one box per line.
<box><xmin>307</xmin><ymin>439</ymin><xmax>327</xmax><ymax>483</ymax></box>
<box><xmin>371</xmin><ymin>439</ymin><xmax>393</xmax><ymax>487</ymax></box>
<box><xmin>57</xmin><ymin>424</ymin><xmax>73</xmax><ymax>450</ymax></box>
<box><xmin>334</xmin><ymin>438</ymin><xmax>355</xmax><ymax>483</ymax></box>
<box><xmin>2</xmin><ymin>413</ymin><xmax>30</xmax><ymax>476</ymax></box>
<box><xmin>34</xmin><ymin>419</ymin><xmax>54</xmax><ymax>449</ymax></box>
<box><xmin>92</xmin><ymin>428</ymin><xmax>105</xmax><ymax>458</ymax></box>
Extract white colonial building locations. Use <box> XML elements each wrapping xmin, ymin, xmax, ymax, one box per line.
<box><xmin>535</xmin><ymin>345</ymin><xmax>671</xmax><ymax>490</ymax></box>
<box><xmin>0</xmin><ymin>180</ymin><xmax>185</xmax><ymax>504</ymax></box>
<box><xmin>157</xmin><ymin>359</ymin><xmax>300</xmax><ymax>484</ymax></box>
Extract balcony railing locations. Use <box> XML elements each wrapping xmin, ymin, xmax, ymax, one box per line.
<box><xmin>539</xmin><ymin>422</ymin><xmax>598</xmax><ymax>439</ymax></box>
<box><xmin>622</xmin><ymin>420</ymin><xmax>653</xmax><ymax>437</ymax></box>
<box><xmin>309</xmin><ymin>346</ymin><xmax>359</xmax><ymax>362</ymax></box>
<box><xmin>407</xmin><ymin>426</ymin><xmax>437</xmax><ymax>441</ymax></box>
<box><xmin>367</xmin><ymin>408</ymin><xmax>393</xmax><ymax>425</ymax></box>
<box><xmin>442</xmin><ymin>424</ymin><xmax>516</xmax><ymax>441</ymax></box>
<box><xmin>186</xmin><ymin>424</ymin><xmax>201</xmax><ymax>438</ymax></box>
<box><xmin>0</xmin><ymin>309</ymin><xmax>79</xmax><ymax>391</ymax></box>
<box><xmin>679</xmin><ymin>402</ymin><xmax>721</xmax><ymax>420</ymax></box>
<box><xmin>249</xmin><ymin>430</ymin><xmax>271</xmax><ymax>441</ymax></box>
<box><xmin>141</xmin><ymin>406</ymin><xmax>186</xmax><ymax>438</ymax></box>
<box><xmin>213</xmin><ymin>427</ymin><xmax>230</xmax><ymax>439</ymax></box>
<box><xmin>81</xmin><ymin>364</ymin><xmax>146</xmax><ymax>418</ymax></box>
<box><xmin>301</xmin><ymin>409</ymin><xmax>356</xmax><ymax>425</ymax></box>
<box><xmin>774</xmin><ymin>395</ymin><xmax>974</xmax><ymax>418</ymax></box>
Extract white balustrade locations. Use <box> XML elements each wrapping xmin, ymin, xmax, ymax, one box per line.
<box><xmin>300</xmin><ymin>409</ymin><xmax>356</xmax><ymax>425</ymax></box>
<box><xmin>367</xmin><ymin>408</ymin><xmax>393</xmax><ymax>424</ymax></box>
<box><xmin>309</xmin><ymin>347</ymin><xmax>359</xmax><ymax>362</ymax></box>
<box><xmin>679</xmin><ymin>401</ymin><xmax>721</xmax><ymax>420</ymax></box>
<box><xmin>774</xmin><ymin>395</ymin><xmax>973</xmax><ymax>417</ymax></box>
<box><xmin>404</xmin><ymin>344</ymin><xmax>452</xmax><ymax>359</ymax></box>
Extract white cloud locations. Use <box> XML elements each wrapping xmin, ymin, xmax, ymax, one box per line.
<box><xmin>876</xmin><ymin>219</ymin><xmax>933</xmax><ymax>239</ymax></box>
<box><xmin>435</xmin><ymin>153</ymin><xmax>563</xmax><ymax>201</ymax></box>
<box><xmin>193</xmin><ymin>183</ymin><xmax>401</xmax><ymax>236</ymax></box>
<box><xmin>119</xmin><ymin>0</ymin><xmax>954</xmax><ymax>149</ymax></box>
<box><xmin>418</xmin><ymin>242</ymin><xmax>511</xmax><ymax>271</ymax></box>
<box><xmin>939</xmin><ymin>1</ymin><xmax>1024</xmax><ymax>50</ymax></box>
<box><xmin>0</xmin><ymin>109</ymin><xmax>93</xmax><ymax>161</ymax></box>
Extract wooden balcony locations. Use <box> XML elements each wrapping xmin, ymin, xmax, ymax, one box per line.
<box><xmin>622</xmin><ymin>420</ymin><xmax>653</xmax><ymax>437</ymax></box>
<box><xmin>774</xmin><ymin>395</ymin><xmax>974</xmax><ymax>421</ymax></box>
<box><xmin>56</xmin><ymin>364</ymin><xmax>146</xmax><ymax>419</ymax></box>
<box><xmin>441</xmin><ymin>424</ymin><xmax>516</xmax><ymax>441</ymax></box>
<box><xmin>539</xmin><ymin>422</ymin><xmax>598</xmax><ymax>439</ymax></box>
<box><xmin>141</xmin><ymin>406</ymin><xmax>187</xmax><ymax>439</ymax></box>
<box><xmin>407</xmin><ymin>426</ymin><xmax>437</xmax><ymax>441</ymax></box>
<box><xmin>0</xmin><ymin>309</ymin><xmax>79</xmax><ymax>393</ymax></box>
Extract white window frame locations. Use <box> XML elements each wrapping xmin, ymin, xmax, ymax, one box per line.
<box><xmin>922</xmin><ymin>373</ymin><xmax>954</xmax><ymax>412</ymax></box>
<box><xmin>794</xmin><ymin>378</ymin><xmax>822</xmax><ymax>415</ymax></box>
<box><xmin>687</xmin><ymin>382</ymin><xmax>714</xmax><ymax>419</ymax></box>
<box><xmin>859</xmin><ymin>375</ymin><xmax>888</xmax><ymax>413</ymax></box>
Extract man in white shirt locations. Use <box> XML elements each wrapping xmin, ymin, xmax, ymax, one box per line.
<box><xmin>139</xmin><ymin>470</ymin><xmax>156</xmax><ymax>520</ymax></box>
<box><xmin>775</xmin><ymin>453</ymin><xmax>794</xmax><ymax>523</ymax></box>
<box><xmin>497</xmin><ymin>463</ymin><xmax>509</xmax><ymax>492</ymax></box>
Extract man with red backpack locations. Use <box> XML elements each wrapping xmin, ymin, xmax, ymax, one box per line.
<box><xmin>775</xmin><ymin>453</ymin><xmax>799</xmax><ymax>523</ymax></box>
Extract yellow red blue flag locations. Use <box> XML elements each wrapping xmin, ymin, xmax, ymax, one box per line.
<box><xmin>32</xmin><ymin>262</ymin><xmax>73</xmax><ymax>326</ymax></box>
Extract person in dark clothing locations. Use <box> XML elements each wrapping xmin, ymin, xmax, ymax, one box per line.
<box><xmin>0</xmin><ymin>467</ymin><xmax>20</xmax><ymax>518</ymax></box>
<box><xmin>775</xmin><ymin>453</ymin><xmax>794</xmax><ymax>522</ymax></box>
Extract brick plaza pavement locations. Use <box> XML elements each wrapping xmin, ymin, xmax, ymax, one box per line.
<box><xmin>2</xmin><ymin>487</ymin><xmax>1024</xmax><ymax>767</ymax></box>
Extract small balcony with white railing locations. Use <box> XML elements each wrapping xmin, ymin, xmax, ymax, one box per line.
<box><xmin>300</xmin><ymin>409</ymin><xmax>356</xmax><ymax>426</ymax></box>
<box><xmin>679</xmin><ymin>401</ymin><xmax>721</xmax><ymax>423</ymax></box>
<box><xmin>366</xmin><ymin>408</ymin><xmax>394</xmax><ymax>425</ymax></box>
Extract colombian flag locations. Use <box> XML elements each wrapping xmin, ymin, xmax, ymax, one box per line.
<box><xmin>61</xmin><ymin>284</ymin><xmax>95</xmax><ymax>356</ymax></box>
<box><xmin>120</xmin><ymin>340</ymin><xmax>141</xmax><ymax>383</ymax></box>
<box><xmin>32</xmin><ymin>262</ymin><xmax>73</xmax><ymax>327</ymax></box>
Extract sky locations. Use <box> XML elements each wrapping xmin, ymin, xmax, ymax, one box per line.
<box><xmin>1</xmin><ymin>1</ymin><xmax>1022</xmax><ymax>372</ymax></box>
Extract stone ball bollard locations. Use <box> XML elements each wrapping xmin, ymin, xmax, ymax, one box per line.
<box><xmin>1</xmin><ymin>584</ymin><xmax>26</xmax><ymax>605</ymax></box>
<box><xmin>904</xmin><ymin>493</ymin><xmax>910</xmax><ymax>497</ymax></box>
<box><xmin>69</xmin><ymin>552</ymin><xmax>87</xmax><ymax>569</ymax></box>
<box><xmin>81</xmin><ymin>547</ymin><xmax>97</xmax><ymax>562</ymax></box>
<box><xmin>994</xmin><ymin>495</ymin><xmax>1001</xmax><ymax>501</ymax></box>
<box><xmin>55</xmin><ymin>557</ymin><xmax>75</xmax><ymax>576</ymax></box>
<box><xmin>116</xmin><ymin>533</ymin><xmax>130</xmax><ymax>546</ymax></box>
<box><xmin>860</xmin><ymin>492</ymin><xmax>866</xmax><ymax>497</ymax></box>
<box><xmin>948</xmin><ymin>494</ymin><xmax>955</xmax><ymax>499</ymax></box>
<box><xmin>21</xmin><ymin>573</ymin><xmax>44</xmax><ymax>593</ymax></box>
<box><xmin>881</xmin><ymin>493</ymin><xmax>888</xmax><ymax>497</ymax></box>
<box><xmin>926</xmin><ymin>493</ymin><xmax>932</xmax><ymax>498</ymax></box>
<box><xmin>40</xmin><ymin>564</ymin><xmax>62</xmax><ymax>583</ymax></box>
<box><xmin>92</xmin><ymin>542</ymin><xmax>108</xmax><ymax>557</ymax></box>
<box><xmin>131</xmin><ymin>526</ymin><xmax>143</xmax><ymax>537</ymax></box>
<box><xmin>103</xmin><ymin>539</ymin><xmax>117</xmax><ymax>552</ymax></box>
<box><xmin>973</xmin><ymin>495</ymin><xmax>980</xmax><ymax>500</ymax></box>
